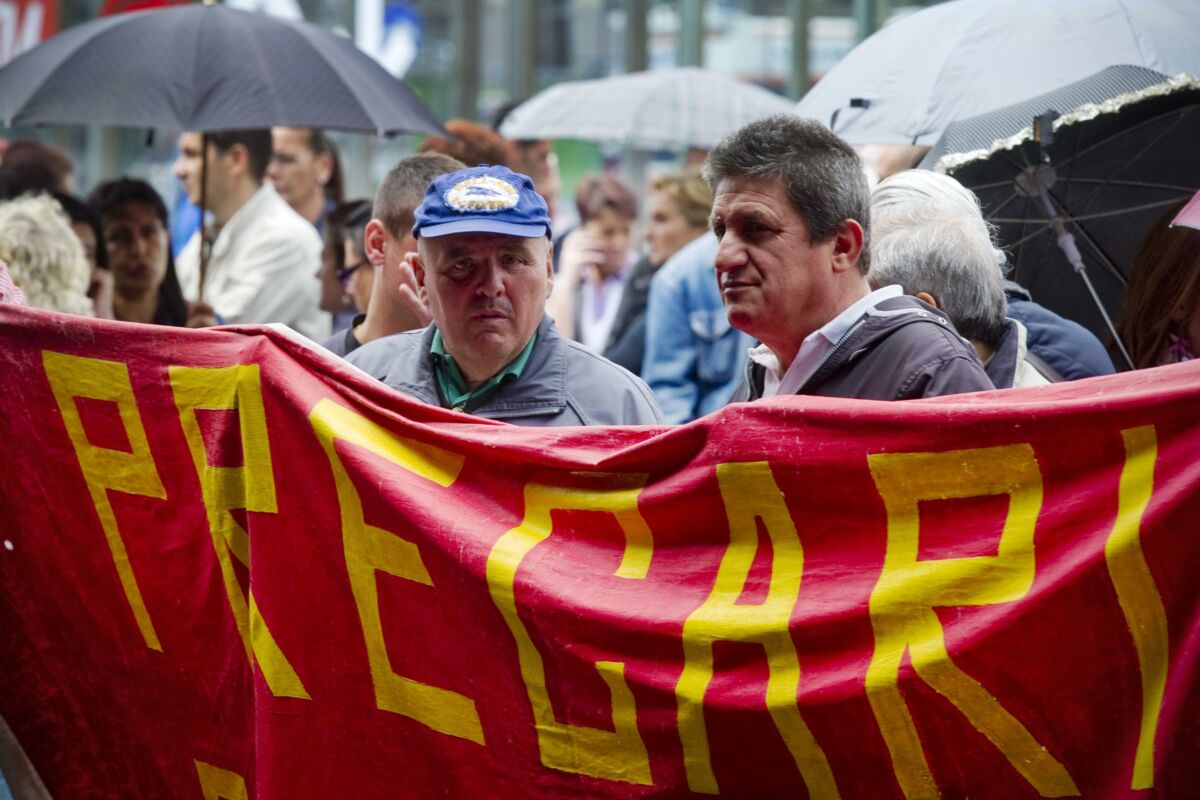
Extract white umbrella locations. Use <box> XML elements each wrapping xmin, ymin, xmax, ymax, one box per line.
<box><xmin>794</xmin><ymin>0</ymin><xmax>1200</xmax><ymax>146</ymax></box>
<box><xmin>499</xmin><ymin>67</ymin><xmax>794</xmax><ymax>151</ymax></box>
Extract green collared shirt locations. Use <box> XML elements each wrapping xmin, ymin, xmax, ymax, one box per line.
<box><xmin>430</xmin><ymin>329</ymin><xmax>538</xmax><ymax>412</ymax></box>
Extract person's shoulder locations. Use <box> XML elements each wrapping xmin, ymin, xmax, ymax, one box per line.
<box><xmin>557</xmin><ymin>338</ymin><xmax>663</xmax><ymax>423</ymax></box>
<box><xmin>858</xmin><ymin>295</ymin><xmax>983</xmax><ymax>368</ymax></box>
<box><xmin>252</xmin><ymin>186</ymin><xmax>323</xmax><ymax>245</ymax></box>
<box><xmin>658</xmin><ymin>231</ymin><xmax>718</xmax><ymax>280</ymax></box>
<box><xmin>344</xmin><ymin>329</ymin><xmax>424</xmax><ymax>379</ymax></box>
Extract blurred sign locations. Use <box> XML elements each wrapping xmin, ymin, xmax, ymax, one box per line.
<box><xmin>0</xmin><ymin>0</ymin><xmax>56</xmax><ymax>67</ymax></box>
<box><xmin>356</xmin><ymin>0</ymin><xmax>421</xmax><ymax>78</ymax></box>
<box><xmin>99</xmin><ymin>0</ymin><xmax>191</xmax><ymax>15</ymax></box>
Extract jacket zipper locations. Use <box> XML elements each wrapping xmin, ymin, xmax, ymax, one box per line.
<box><xmin>795</xmin><ymin>316</ymin><xmax>867</xmax><ymax>394</ymax></box>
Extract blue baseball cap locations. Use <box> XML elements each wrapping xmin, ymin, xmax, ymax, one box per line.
<box><xmin>412</xmin><ymin>165</ymin><xmax>552</xmax><ymax>240</ymax></box>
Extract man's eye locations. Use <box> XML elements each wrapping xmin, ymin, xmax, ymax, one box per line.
<box><xmin>712</xmin><ymin>224</ymin><xmax>725</xmax><ymax>239</ymax></box>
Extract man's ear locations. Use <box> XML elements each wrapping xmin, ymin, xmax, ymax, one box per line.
<box><xmin>831</xmin><ymin>219</ymin><xmax>865</xmax><ymax>273</ymax></box>
<box><xmin>315</xmin><ymin>151</ymin><xmax>334</xmax><ymax>186</ymax></box>
<box><xmin>411</xmin><ymin>249</ymin><xmax>428</xmax><ymax>290</ymax></box>
<box><xmin>544</xmin><ymin>238</ymin><xmax>555</xmax><ymax>298</ymax></box>
<box><xmin>914</xmin><ymin>290</ymin><xmax>941</xmax><ymax>310</ymax></box>
<box><xmin>364</xmin><ymin>219</ymin><xmax>388</xmax><ymax>267</ymax></box>
<box><xmin>224</xmin><ymin>143</ymin><xmax>251</xmax><ymax>179</ymax></box>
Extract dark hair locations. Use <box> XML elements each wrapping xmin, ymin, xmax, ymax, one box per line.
<box><xmin>575</xmin><ymin>173</ymin><xmax>637</xmax><ymax>223</ymax></box>
<box><xmin>703</xmin><ymin>114</ymin><xmax>871</xmax><ymax>272</ymax></box>
<box><xmin>0</xmin><ymin>140</ymin><xmax>74</xmax><ymax>194</ymax></box>
<box><xmin>0</xmin><ymin>162</ymin><xmax>61</xmax><ymax>200</ymax></box>
<box><xmin>490</xmin><ymin>100</ymin><xmax>521</xmax><ymax>132</ymax></box>
<box><xmin>1118</xmin><ymin>201</ymin><xmax>1200</xmax><ymax>368</ymax></box>
<box><xmin>322</xmin><ymin>199</ymin><xmax>371</xmax><ymax>271</ymax></box>
<box><xmin>374</xmin><ymin>152</ymin><xmax>466</xmax><ymax>237</ymax></box>
<box><xmin>50</xmin><ymin>191</ymin><xmax>108</xmax><ymax>270</ymax></box>
<box><xmin>209</xmin><ymin>129</ymin><xmax>273</xmax><ymax>183</ymax></box>
<box><xmin>305</xmin><ymin>129</ymin><xmax>345</xmax><ymax>205</ymax></box>
<box><xmin>86</xmin><ymin>177</ymin><xmax>188</xmax><ymax>326</ymax></box>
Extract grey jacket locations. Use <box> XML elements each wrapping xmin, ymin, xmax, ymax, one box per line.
<box><xmin>730</xmin><ymin>295</ymin><xmax>994</xmax><ymax>402</ymax></box>
<box><xmin>345</xmin><ymin>315</ymin><xmax>663</xmax><ymax>426</ymax></box>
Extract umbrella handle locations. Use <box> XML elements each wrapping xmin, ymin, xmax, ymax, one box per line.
<box><xmin>198</xmin><ymin>132</ymin><xmax>209</xmax><ymax>301</ymax></box>
<box><xmin>1036</xmin><ymin>187</ymin><xmax>1135</xmax><ymax>370</ymax></box>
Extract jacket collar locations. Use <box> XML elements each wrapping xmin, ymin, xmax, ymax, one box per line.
<box><xmin>382</xmin><ymin>314</ymin><xmax>569</xmax><ymax>419</ymax></box>
<box><xmin>743</xmin><ymin>295</ymin><xmax>960</xmax><ymax>398</ymax></box>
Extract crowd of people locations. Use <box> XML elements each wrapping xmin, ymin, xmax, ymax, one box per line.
<box><xmin>1</xmin><ymin>112</ymin><xmax>1198</xmax><ymax>427</ymax></box>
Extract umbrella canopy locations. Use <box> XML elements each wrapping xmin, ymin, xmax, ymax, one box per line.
<box><xmin>0</xmin><ymin>3</ymin><xmax>443</xmax><ymax>136</ymax></box>
<box><xmin>794</xmin><ymin>0</ymin><xmax>1200</xmax><ymax>146</ymax></box>
<box><xmin>498</xmin><ymin>67</ymin><xmax>794</xmax><ymax>151</ymax></box>
<box><xmin>930</xmin><ymin>71</ymin><xmax>1200</xmax><ymax>361</ymax></box>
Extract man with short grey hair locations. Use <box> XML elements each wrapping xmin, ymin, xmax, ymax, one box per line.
<box><xmin>708</xmin><ymin>115</ymin><xmax>992</xmax><ymax>402</ymax></box>
<box><xmin>869</xmin><ymin>169</ymin><xmax>1057</xmax><ymax>388</ymax></box>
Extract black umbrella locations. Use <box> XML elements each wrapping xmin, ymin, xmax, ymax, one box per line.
<box><xmin>0</xmin><ymin>3</ymin><xmax>443</xmax><ymax>136</ymax></box>
<box><xmin>926</xmin><ymin>67</ymin><xmax>1200</xmax><ymax>369</ymax></box>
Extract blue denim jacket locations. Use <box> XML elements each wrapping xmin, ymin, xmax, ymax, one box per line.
<box><xmin>641</xmin><ymin>233</ymin><xmax>753</xmax><ymax>423</ymax></box>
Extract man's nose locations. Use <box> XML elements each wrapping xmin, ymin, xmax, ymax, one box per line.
<box><xmin>475</xmin><ymin>261</ymin><xmax>505</xmax><ymax>296</ymax></box>
<box><xmin>714</xmin><ymin>237</ymin><xmax>746</xmax><ymax>274</ymax></box>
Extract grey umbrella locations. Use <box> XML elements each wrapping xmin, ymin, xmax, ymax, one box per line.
<box><xmin>0</xmin><ymin>3</ymin><xmax>443</xmax><ymax>136</ymax></box>
<box><xmin>794</xmin><ymin>0</ymin><xmax>1200</xmax><ymax>146</ymax></box>
<box><xmin>928</xmin><ymin>69</ymin><xmax>1200</xmax><ymax>368</ymax></box>
<box><xmin>0</xmin><ymin>2</ymin><xmax>444</xmax><ymax>292</ymax></box>
<box><xmin>499</xmin><ymin>67</ymin><xmax>794</xmax><ymax>151</ymax></box>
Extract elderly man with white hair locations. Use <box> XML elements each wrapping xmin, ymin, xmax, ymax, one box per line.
<box><xmin>869</xmin><ymin>170</ymin><xmax>1060</xmax><ymax>388</ymax></box>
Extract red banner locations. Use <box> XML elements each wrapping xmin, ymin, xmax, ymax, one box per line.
<box><xmin>0</xmin><ymin>304</ymin><xmax>1197</xmax><ymax>798</ymax></box>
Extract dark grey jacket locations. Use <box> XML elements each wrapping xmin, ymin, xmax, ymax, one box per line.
<box><xmin>345</xmin><ymin>314</ymin><xmax>663</xmax><ymax>426</ymax></box>
<box><xmin>730</xmin><ymin>295</ymin><xmax>994</xmax><ymax>402</ymax></box>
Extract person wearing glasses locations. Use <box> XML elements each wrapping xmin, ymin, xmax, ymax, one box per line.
<box><xmin>321</xmin><ymin>153</ymin><xmax>464</xmax><ymax>358</ymax></box>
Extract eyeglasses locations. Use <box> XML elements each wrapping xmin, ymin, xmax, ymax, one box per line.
<box><xmin>335</xmin><ymin>261</ymin><xmax>366</xmax><ymax>285</ymax></box>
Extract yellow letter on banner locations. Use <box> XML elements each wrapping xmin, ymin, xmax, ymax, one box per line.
<box><xmin>676</xmin><ymin>462</ymin><xmax>837</xmax><ymax>798</ymax></box>
<box><xmin>1105</xmin><ymin>426</ymin><xmax>1169</xmax><ymax>791</ymax></box>
<box><xmin>42</xmin><ymin>352</ymin><xmax>166</xmax><ymax>651</ymax></box>
<box><xmin>170</xmin><ymin>365</ymin><xmax>308</xmax><ymax>700</ymax></box>
<box><xmin>485</xmin><ymin>474</ymin><xmax>653</xmax><ymax>785</ymax></box>
<box><xmin>866</xmin><ymin>446</ymin><xmax>1078</xmax><ymax>799</ymax></box>
<box><xmin>194</xmin><ymin>760</ymin><xmax>248</xmax><ymax>800</ymax></box>
<box><xmin>309</xmin><ymin>399</ymin><xmax>483</xmax><ymax>744</ymax></box>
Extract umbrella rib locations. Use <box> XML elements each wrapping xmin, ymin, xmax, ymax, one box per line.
<box><xmin>1048</xmin><ymin>105</ymin><xmax>1194</xmax><ymax>171</ymax></box>
<box><xmin>1005</xmin><ymin>223</ymin><xmax>1055</xmax><ymax>250</ymax></box>
<box><xmin>989</xmin><ymin>197</ymin><xmax>1191</xmax><ymax>224</ymax></box>
<box><xmin>1054</xmin><ymin>106</ymin><xmax>1192</xmax><ymax>218</ymax></box>
<box><xmin>1044</xmin><ymin>187</ymin><xmax>1128</xmax><ymax>287</ymax></box>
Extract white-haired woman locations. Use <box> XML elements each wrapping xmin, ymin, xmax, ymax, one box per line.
<box><xmin>0</xmin><ymin>193</ymin><xmax>93</xmax><ymax>316</ymax></box>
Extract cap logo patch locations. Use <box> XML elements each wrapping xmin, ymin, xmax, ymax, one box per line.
<box><xmin>445</xmin><ymin>176</ymin><xmax>520</xmax><ymax>213</ymax></box>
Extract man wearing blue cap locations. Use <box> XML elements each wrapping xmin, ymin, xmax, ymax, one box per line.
<box><xmin>346</xmin><ymin>165</ymin><xmax>662</xmax><ymax>426</ymax></box>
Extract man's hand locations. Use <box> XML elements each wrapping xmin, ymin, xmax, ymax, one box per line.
<box><xmin>186</xmin><ymin>300</ymin><xmax>219</xmax><ymax>328</ymax></box>
<box><xmin>547</xmin><ymin>228</ymin><xmax>606</xmax><ymax>339</ymax></box>
<box><xmin>354</xmin><ymin>251</ymin><xmax>431</xmax><ymax>345</ymax></box>
<box><xmin>557</xmin><ymin>229</ymin><xmax>607</xmax><ymax>288</ymax></box>
<box><xmin>396</xmin><ymin>252</ymin><xmax>432</xmax><ymax>328</ymax></box>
